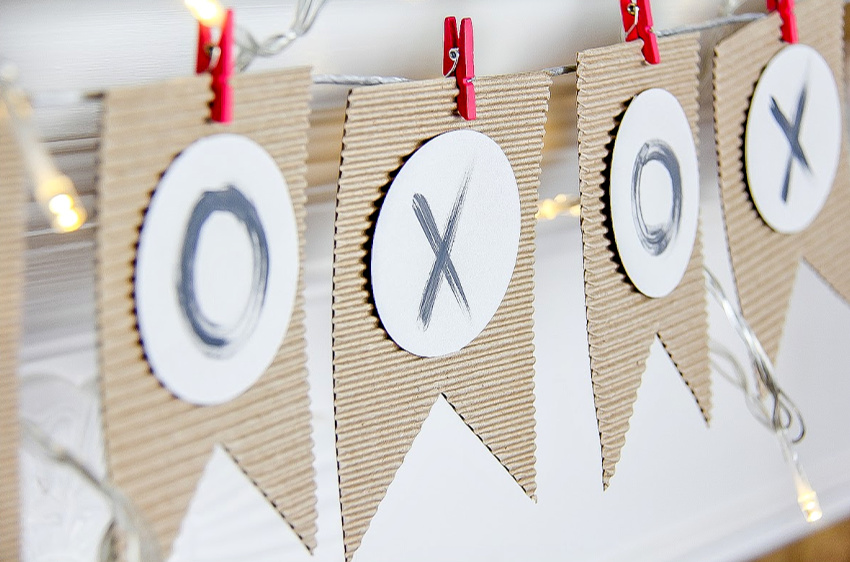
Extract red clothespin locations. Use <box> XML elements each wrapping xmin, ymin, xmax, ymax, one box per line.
<box><xmin>620</xmin><ymin>0</ymin><xmax>660</xmax><ymax>65</ymax></box>
<box><xmin>443</xmin><ymin>17</ymin><xmax>476</xmax><ymax>121</ymax></box>
<box><xmin>195</xmin><ymin>8</ymin><xmax>234</xmax><ymax>123</ymax></box>
<box><xmin>767</xmin><ymin>0</ymin><xmax>798</xmax><ymax>44</ymax></box>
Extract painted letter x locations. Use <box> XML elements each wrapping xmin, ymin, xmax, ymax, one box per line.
<box><xmin>412</xmin><ymin>168</ymin><xmax>472</xmax><ymax>329</ymax></box>
<box><xmin>770</xmin><ymin>85</ymin><xmax>811</xmax><ymax>203</ymax></box>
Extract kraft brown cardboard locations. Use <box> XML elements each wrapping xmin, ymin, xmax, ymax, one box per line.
<box><xmin>0</xmin><ymin>116</ymin><xmax>25</xmax><ymax>562</ymax></box>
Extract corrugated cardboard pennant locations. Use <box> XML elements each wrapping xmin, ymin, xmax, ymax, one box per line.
<box><xmin>576</xmin><ymin>35</ymin><xmax>712</xmax><ymax>488</ymax></box>
<box><xmin>333</xmin><ymin>72</ymin><xmax>551</xmax><ymax>561</ymax></box>
<box><xmin>97</xmin><ymin>68</ymin><xmax>317</xmax><ymax>554</ymax></box>
<box><xmin>0</xmin><ymin>118</ymin><xmax>25</xmax><ymax>561</ymax></box>
<box><xmin>714</xmin><ymin>0</ymin><xmax>850</xmax><ymax>363</ymax></box>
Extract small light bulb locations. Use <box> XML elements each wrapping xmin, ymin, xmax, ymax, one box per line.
<box><xmin>778</xmin><ymin>431</ymin><xmax>823</xmax><ymax>525</ymax></box>
<box><xmin>536</xmin><ymin>194</ymin><xmax>581</xmax><ymax>222</ymax></box>
<box><xmin>56</xmin><ymin>209</ymin><xmax>80</xmax><ymax>232</ymax></box>
<box><xmin>185</xmin><ymin>0</ymin><xmax>225</xmax><ymax>27</ymax></box>
<box><xmin>54</xmin><ymin>207</ymin><xmax>85</xmax><ymax>233</ymax></box>
<box><xmin>536</xmin><ymin>200</ymin><xmax>556</xmax><ymax>221</ymax></box>
<box><xmin>800</xmin><ymin>494</ymin><xmax>823</xmax><ymax>523</ymax></box>
<box><xmin>795</xmin><ymin>484</ymin><xmax>823</xmax><ymax>523</ymax></box>
<box><xmin>37</xmin><ymin>175</ymin><xmax>87</xmax><ymax>232</ymax></box>
<box><xmin>2</xmin><ymin>64</ymin><xmax>87</xmax><ymax>234</ymax></box>
<box><xmin>48</xmin><ymin>193</ymin><xmax>73</xmax><ymax>214</ymax></box>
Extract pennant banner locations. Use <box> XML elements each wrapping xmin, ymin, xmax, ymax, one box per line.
<box><xmin>714</xmin><ymin>0</ymin><xmax>850</xmax><ymax>362</ymax></box>
<box><xmin>0</xmin><ymin>117</ymin><xmax>25</xmax><ymax>561</ymax></box>
<box><xmin>576</xmin><ymin>34</ymin><xmax>712</xmax><ymax>488</ymax></box>
<box><xmin>332</xmin><ymin>72</ymin><xmax>551</xmax><ymax>560</ymax></box>
<box><xmin>97</xmin><ymin>68</ymin><xmax>317</xmax><ymax>554</ymax></box>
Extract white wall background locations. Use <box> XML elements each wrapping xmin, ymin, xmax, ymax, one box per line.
<box><xmin>3</xmin><ymin>1</ymin><xmax>850</xmax><ymax>561</ymax></box>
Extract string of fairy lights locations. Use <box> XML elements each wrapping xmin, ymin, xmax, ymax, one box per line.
<box><xmin>2</xmin><ymin>0</ymin><xmax>836</xmax><ymax>531</ymax></box>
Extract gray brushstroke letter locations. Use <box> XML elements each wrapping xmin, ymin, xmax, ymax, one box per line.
<box><xmin>631</xmin><ymin>139</ymin><xmax>683</xmax><ymax>256</ymax></box>
<box><xmin>413</xmin><ymin>167</ymin><xmax>473</xmax><ymax>329</ymax></box>
<box><xmin>770</xmin><ymin>85</ymin><xmax>811</xmax><ymax>203</ymax></box>
<box><xmin>176</xmin><ymin>185</ymin><xmax>270</xmax><ymax>358</ymax></box>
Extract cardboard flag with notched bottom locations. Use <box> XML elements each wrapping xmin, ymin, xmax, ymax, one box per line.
<box><xmin>0</xmin><ymin>116</ymin><xmax>26</xmax><ymax>562</ymax></box>
<box><xmin>333</xmin><ymin>71</ymin><xmax>551</xmax><ymax>561</ymax></box>
<box><xmin>97</xmin><ymin>68</ymin><xmax>317</xmax><ymax>556</ymax></box>
<box><xmin>714</xmin><ymin>0</ymin><xmax>850</xmax><ymax>363</ymax></box>
<box><xmin>576</xmin><ymin>34</ymin><xmax>712</xmax><ymax>488</ymax></box>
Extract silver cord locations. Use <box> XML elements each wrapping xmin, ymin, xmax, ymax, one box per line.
<box><xmin>305</xmin><ymin>5</ymin><xmax>798</xmax><ymax>85</ymax></box>
<box><xmin>21</xmin><ymin>421</ymin><xmax>162</xmax><ymax>562</ymax></box>
<box><xmin>235</xmin><ymin>0</ymin><xmax>329</xmax><ymax>72</ymax></box>
<box><xmin>704</xmin><ymin>268</ymin><xmax>806</xmax><ymax>442</ymax></box>
<box><xmin>18</xmin><ymin>3</ymin><xmax>825</xmax><ymax>95</ymax></box>
<box><xmin>313</xmin><ymin>0</ymin><xmax>850</xmax><ymax>86</ymax></box>
<box><xmin>656</xmin><ymin>13</ymin><xmax>766</xmax><ymax>37</ymax></box>
<box><xmin>705</xmin><ymin>268</ymin><xmax>824</xmax><ymax>521</ymax></box>
<box><xmin>313</xmin><ymin>73</ymin><xmax>410</xmax><ymax>86</ymax></box>
<box><xmin>710</xmin><ymin>342</ymin><xmax>785</xmax><ymax>432</ymax></box>
<box><xmin>544</xmin><ymin>65</ymin><xmax>578</xmax><ymax>77</ymax></box>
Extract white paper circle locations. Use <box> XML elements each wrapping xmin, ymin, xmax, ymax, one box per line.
<box><xmin>745</xmin><ymin>44</ymin><xmax>842</xmax><ymax>234</ymax></box>
<box><xmin>135</xmin><ymin>134</ymin><xmax>299</xmax><ymax>406</ymax></box>
<box><xmin>370</xmin><ymin>130</ymin><xmax>521</xmax><ymax>358</ymax></box>
<box><xmin>610</xmin><ymin>88</ymin><xmax>700</xmax><ymax>299</ymax></box>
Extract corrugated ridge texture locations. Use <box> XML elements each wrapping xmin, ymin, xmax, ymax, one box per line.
<box><xmin>714</xmin><ymin>0</ymin><xmax>850</xmax><ymax>364</ymax></box>
<box><xmin>576</xmin><ymin>35</ymin><xmax>712</xmax><ymax>489</ymax></box>
<box><xmin>97</xmin><ymin>68</ymin><xmax>318</xmax><ymax>555</ymax></box>
<box><xmin>332</xmin><ymin>72</ymin><xmax>551</xmax><ymax>561</ymax></box>
<box><xmin>0</xmin><ymin>118</ymin><xmax>25</xmax><ymax>561</ymax></box>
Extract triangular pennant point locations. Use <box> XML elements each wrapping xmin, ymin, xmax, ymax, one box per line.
<box><xmin>172</xmin><ymin>446</ymin><xmax>312</xmax><ymax>561</ymax></box>
<box><xmin>357</xmin><ymin>395</ymin><xmax>534</xmax><ymax>558</ymax></box>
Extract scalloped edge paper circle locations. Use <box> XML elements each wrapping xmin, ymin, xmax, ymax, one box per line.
<box><xmin>370</xmin><ymin>130</ymin><xmax>521</xmax><ymax>358</ymax></box>
<box><xmin>745</xmin><ymin>44</ymin><xmax>842</xmax><ymax>234</ymax></box>
<box><xmin>135</xmin><ymin>134</ymin><xmax>299</xmax><ymax>406</ymax></box>
<box><xmin>610</xmin><ymin>88</ymin><xmax>700</xmax><ymax>299</ymax></box>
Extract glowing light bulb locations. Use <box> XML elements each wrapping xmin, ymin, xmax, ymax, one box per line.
<box><xmin>1</xmin><ymin>63</ymin><xmax>88</xmax><ymax>233</ymax></box>
<box><xmin>778</xmin><ymin>431</ymin><xmax>823</xmax><ymax>524</ymax></box>
<box><xmin>799</xmin><ymin>490</ymin><xmax>823</xmax><ymax>523</ymax></box>
<box><xmin>536</xmin><ymin>200</ymin><xmax>557</xmax><ymax>221</ymax></box>
<box><xmin>55</xmin><ymin>208</ymin><xmax>84</xmax><ymax>232</ymax></box>
<box><xmin>791</xmin><ymin>468</ymin><xmax>823</xmax><ymax>524</ymax></box>
<box><xmin>49</xmin><ymin>191</ymin><xmax>87</xmax><ymax>232</ymax></box>
<box><xmin>37</xmin><ymin>174</ymin><xmax>86</xmax><ymax>232</ymax></box>
<box><xmin>185</xmin><ymin>0</ymin><xmax>225</xmax><ymax>27</ymax></box>
<box><xmin>48</xmin><ymin>193</ymin><xmax>73</xmax><ymax>214</ymax></box>
<box><xmin>536</xmin><ymin>193</ymin><xmax>581</xmax><ymax>221</ymax></box>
